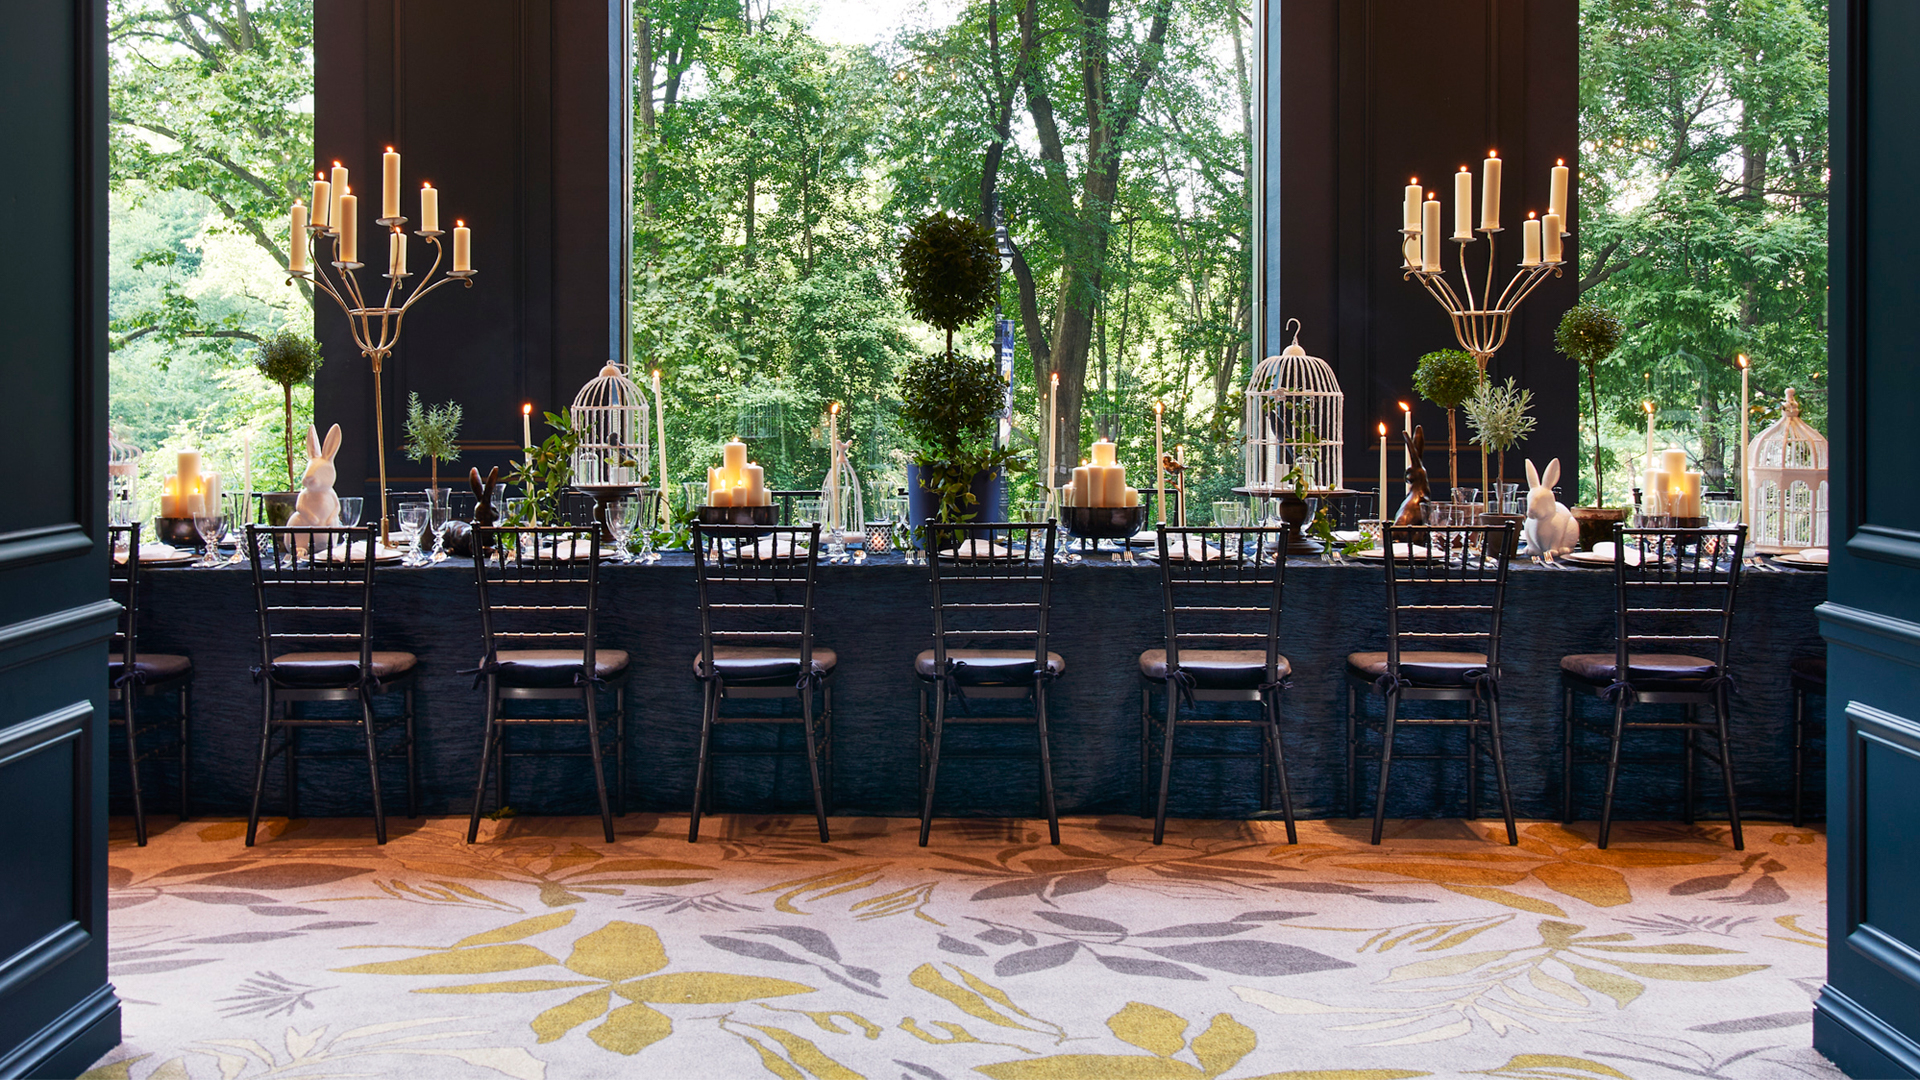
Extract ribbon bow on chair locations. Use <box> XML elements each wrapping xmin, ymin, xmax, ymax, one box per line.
<box><xmin>933</xmin><ymin>658</ymin><xmax>970</xmax><ymax>712</ymax></box>
<box><xmin>1373</xmin><ymin>671</ymin><xmax>1413</xmax><ymax>697</ymax></box>
<box><xmin>1463</xmin><ymin>668</ymin><xmax>1500</xmax><ymax>703</ymax></box>
<box><xmin>1603</xmin><ymin>680</ymin><xmax>1640</xmax><ymax>708</ymax></box>
<box><xmin>1698</xmin><ymin>672</ymin><xmax>1740</xmax><ymax>699</ymax></box>
<box><xmin>1258</xmin><ymin>673</ymin><xmax>1294</xmax><ymax>698</ymax></box>
<box><xmin>694</xmin><ymin>662</ymin><xmax>728</xmax><ymax>700</ymax></box>
<box><xmin>795</xmin><ymin>664</ymin><xmax>829</xmax><ymax>694</ymax></box>
<box><xmin>458</xmin><ymin>655</ymin><xmax>504</xmax><ymax>690</ymax></box>
<box><xmin>1166</xmin><ymin>668</ymin><xmax>1198</xmax><ymax>708</ymax></box>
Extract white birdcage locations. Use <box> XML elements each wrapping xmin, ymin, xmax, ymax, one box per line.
<box><xmin>1746</xmin><ymin>387</ymin><xmax>1828</xmax><ymax>553</ymax></box>
<box><xmin>108</xmin><ymin>428</ymin><xmax>142</xmax><ymax>518</ymax></box>
<box><xmin>1244</xmin><ymin>319</ymin><xmax>1344</xmax><ymax>492</ymax></box>
<box><xmin>569</xmin><ymin>361</ymin><xmax>653</xmax><ymax>488</ymax></box>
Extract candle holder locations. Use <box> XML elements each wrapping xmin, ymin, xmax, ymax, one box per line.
<box><xmin>289</xmin><ymin>214</ymin><xmax>474</xmax><ymax>541</ymax></box>
<box><xmin>1402</xmin><ymin>222</ymin><xmax>1564</xmax><ymax>372</ymax></box>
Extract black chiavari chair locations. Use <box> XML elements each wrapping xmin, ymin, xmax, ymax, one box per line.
<box><xmin>108</xmin><ymin>524</ymin><xmax>194</xmax><ymax>846</ymax></box>
<box><xmin>1142</xmin><ymin>525</ymin><xmax>1295</xmax><ymax>845</ymax></box>
<box><xmin>466</xmin><ymin>526</ymin><xmax>627</xmax><ymax>843</ymax></box>
<box><xmin>245</xmin><ymin>525</ymin><xmax>417</xmax><ymax>845</ymax></box>
<box><xmin>1346</xmin><ymin>521</ymin><xmax>1520</xmax><ymax>846</ymax></box>
<box><xmin>1561</xmin><ymin>524</ymin><xmax>1748</xmax><ymax>849</ymax></box>
<box><xmin>688</xmin><ymin>523</ymin><xmax>834</xmax><ymax>842</ymax></box>
<box><xmin>917</xmin><ymin>521</ymin><xmax>1062</xmax><ymax>846</ymax></box>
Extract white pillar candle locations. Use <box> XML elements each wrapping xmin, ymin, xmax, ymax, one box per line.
<box><xmin>289</xmin><ymin>202</ymin><xmax>307</xmax><ymax>273</ymax></box>
<box><xmin>1662</xmin><ymin>447</ymin><xmax>1688</xmax><ymax>478</ymax></box>
<box><xmin>161</xmin><ymin>476</ymin><xmax>178</xmax><ymax>519</ymax></box>
<box><xmin>1675</xmin><ymin>471</ymin><xmax>1703</xmax><ymax>519</ymax></box>
<box><xmin>1542</xmin><ymin>212</ymin><xmax>1563</xmax><ymax>263</ymax></box>
<box><xmin>420</xmin><ymin>182</ymin><xmax>439</xmax><ymax>232</ymax></box>
<box><xmin>1421</xmin><ymin>195</ymin><xmax>1442</xmax><ymax>271</ymax></box>
<box><xmin>1098</xmin><ymin>464</ymin><xmax>1127</xmax><ymax>507</ymax></box>
<box><xmin>1453</xmin><ymin>166</ymin><xmax>1473</xmax><ymax>241</ymax></box>
<box><xmin>388</xmin><ymin>231</ymin><xmax>406</xmax><ymax>276</ymax></box>
<box><xmin>743</xmin><ymin>462</ymin><xmax>766</xmax><ymax>505</ymax></box>
<box><xmin>1403</xmin><ymin>235</ymin><xmax>1421</xmax><ymax>270</ymax></box>
<box><xmin>722</xmin><ymin>438</ymin><xmax>748</xmax><ymax>473</ymax></box>
<box><xmin>337</xmin><ymin>188</ymin><xmax>358</xmax><ymax>264</ymax></box>
<box><xmin>1153</xmin><ymin>401</ymin><xmax>1165</xmax><ymax>524</ymax></box>
<box><xmin>1550</xmin><ymin>158</ymin><xmax>1570</xmax><ymax>221</ymax></box>
<box><xmin>201</xmin><ymin>473</ymin><xmax>221</xmax><ymax>518</ymax></box>
<box><xmin>1403</xmin><ymin>177</ymin><xmax>1422</xmax><ymax>231</ymax></box>
<box><xmin>1378</xmin><ymin>422</ymin><xmax>1389</xmax><ymax>511</ymax></box>
<box><xmin>1644</xmin><ymin>470</ymin><xmax>1668</xmax><ymax>515</ymax></box>
<box><xmin>1125</xmin><ymin>488</ymin><xmax>1139</xmax><ymax>507</ymax></box>
<box><xmin>176</xmin><ymin>450</ymin><xmax>202</xmax><ymax>519</ymax></box>
<box><xmin>329</xmin><ymin>162</ymin><xmax>348</xmax><ymax>236</ymax></box>
<box><xmin>1521</xmin><ymin>214</ymin><xmax>1542</xmax><ymax>266</ymax></box>
<box><xmin>1091</xmin><ymin>438</ymin><xmax>1117</xmax><ymax>467</ymax></box>
<box><xmin>452</xmin><ymin>220</ymin><xmax>471</xmax><ymax>272</ymax></box>
<box><xmin>1480</xmin><ymin>151</ymin><xmax>1502</xmax><ymax>231</ymax></box>
<box><xmin>310</xmin><ymin>173</ymin><xmax>331</xmax><ymax>229</ymax></box>
<box><xmin>1071</xmin><ymin>464</ymin><xmax>1091</xmax><ymax>508</ymax></box>
<box><xmin>381</xmin><ymin>146</ymin><xmax>401</xmax><ymax>219</ymax></box>
<box><xmin>708</xmin><ymin>467</ymin><xmax>730</xmax><ymax>507</ymax></box>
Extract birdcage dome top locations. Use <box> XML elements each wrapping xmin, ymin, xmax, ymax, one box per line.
<box><xmin>108</xmin><ymin>428</ymin><xmax>142</xmax><ymax>477</ymax></box>
<box><xmin>1248</xmin><ymin>320</ymin><xmax>1341</xmax><ymax>397</ymax></box>
<box><xmin>1748</xmin><ymin>387</ymin><xmax>1827</xmax><ymax>472</ymax></box>
<box><xmin>573</xmin><ymin>362</ymin><xmax>646</xmax><ymax>409</ymax></box>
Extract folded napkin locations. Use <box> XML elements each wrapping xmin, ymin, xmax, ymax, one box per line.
<box><xmin>1160</xmin><ymin>539</ymin><xmax>1224</xmax><ymax>562</ymax></box>
<box><xmin>114</xmin><ymin>541</ymin><xmax>184</xmax><ymax>563</ymax></box>
<box><xmin>1588</xmin><ymin>541</ymin><xmax>1645</xmax><ymax>567</ymax></box>
<box><xmin>733</xmin><ymin>536</ymin><xmax>810</xmax><ymax>560</ymax></box>
<box><xmin>312</xmin><ymin>540</ymin><xmax>403</xmax><ymax>563</ymax></box>
<box><xmin>1790</xmin><ymin>547</ymin><xmax>1829</xmax><ymax>564</ymax></box>
<box><xmin>940</xmin><ymin>539</ymin><xmax>1017</xmax><ymax>561</ymax></box>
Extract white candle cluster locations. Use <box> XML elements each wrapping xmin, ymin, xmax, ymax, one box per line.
<box><xmin>1067</xmin><ymin>439</ymin><xmax>1140</xmax><ymax>508</ymax></box>
<box><xmin>1400</xmin><ymin>152</ymin><xmax>1569</xmax><ymax>268</ymax></box>
<box><xmin>707</xmin><ymin>439</ymin><xmax>769</xmax><ymax>507</ymax></box>
<box><xmin>290</xmin><ymin>149</ymin><xmax>472</xmax><ymax>274</ymax></box>
<box><xmin>1644</xmin><ymin>447</ymin><xmax>1705</xmax><ymax>518</ymax></box>
<box><xmin>159</xmin><ymin>449</ymin><xmax>220</xmax><ymax>518</ymax></box>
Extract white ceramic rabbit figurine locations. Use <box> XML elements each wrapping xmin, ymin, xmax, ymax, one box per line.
<box><xmin>287</xmin><ymin>423</ymin><xmax>343</xmax><ymax>530</ymax></box>
<box><xmin>1523</xmin><ymin>457</ymin><xmax>1579</xmax><ymax>561</ymax></box>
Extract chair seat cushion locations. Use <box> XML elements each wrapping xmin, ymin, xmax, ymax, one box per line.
<box><xmin>270</xmin><ymin>651</ymin><xmax>417</xmax><ymax>688</ymax></box>
<box><xmin>1560</xmin><ymin>653</ymin><xmax>1719</xmax><ymax>688</ymax></box>
<box><xmin>1139</xmin><ymin>649</ymin><xmax>1289</xmax><ymax>690</ymax></box>
<box><xmin>1348</xmin><ymin>651</ymin><xmax>1490</xmax><ymax>687</ymax></box>
<box><xmin>1790</xmin><ymin>655</ymin><xmax>1826</xmax><ymax>688</ymax></box>
<box><xmin>108</xmin><ymin>653</ymin><xmax>192</xmax><ymax>685</ymax></box>
<box><xmin>694</xmin><ymin>646</ymin><xmax>837</xmax><ymax>684</ymax></box>
<box><xmin>494</xmin><ymin>649</ymin><xmax>630</xmax><ymax>688</ymax></box>
<box><xmin>915</xmin><ymin>649</ymin><xmax>1064</xmax><ymax>685</ymax></box>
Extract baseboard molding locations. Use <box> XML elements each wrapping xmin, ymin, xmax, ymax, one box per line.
<box><xmin>1815</xmin><ymin>984</ymin><xmax>1920</xmax><ymax>1078</ymax></box>
<box><xmin>0</xmin><ymin>983</ymin><xmax>120</xmax><ymax>1080</ymax></box>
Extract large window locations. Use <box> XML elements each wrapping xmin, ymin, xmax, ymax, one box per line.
<box><xmin>633</xmin><ymin>0</ymin><xmax>1256</xmax><ymax>502</ymax></box>
<box><xmin>1576</xmin><ymin>0</ymin><xmax>1827</xmax><ymax>505</ymax></box>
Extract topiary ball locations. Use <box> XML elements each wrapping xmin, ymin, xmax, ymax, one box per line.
<box><xmin>1413</xmin><ymin>349</ymin><xmax>1483</xmax><ymax>409</ymax></box>
<box><xmin>899</xmin><ymin>212</ymin><xmax>1000</xmax><ymax>334</ymax></box>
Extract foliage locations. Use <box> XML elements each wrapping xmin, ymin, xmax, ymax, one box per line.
<box><xmin>506</xmin><ymin>412</ymin><xmax>579</xmax><ymax>525</ymax></box>
<box><xmin>1464</xmin><ymin>377</ymin><xmax>1537</xmax><ymax>496</ymax></box>
<box><xmin>254</xmin><ymin>329</ymin><xmax>321</xmax><ymax>488</ymax></box>
<box><xmin>897</xmin><ymin>349</ymin><xmax>1022</xmax><ymax>522</ymax></box>
<box><xmin>1413</xmin><ymin>350</ymin><xmax>1482</xmax><ymax>409</ymax></box>
<box><xmin>899</xmin><ymin>212</ymin><xmax>1001</xmax><ymax>344</ymax></box>
<box><xmin>1578</xmin><ymin>0</ymin><xmax>1827</xmax><ymax>502</ymax></box>
<box><xmin>402</xmin><ymin>393</ymin><xmax>464</xmax><ymax>488</ymax></box>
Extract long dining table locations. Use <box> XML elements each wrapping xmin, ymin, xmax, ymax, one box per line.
<box><xmin>114</xmin><ymin>547</ymin><xmax>1827</xmax><ymax>826</ymax></box>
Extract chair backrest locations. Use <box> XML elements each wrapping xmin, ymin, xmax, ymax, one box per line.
<box><xmin>1610</xmin><ymin>525</ymin><xmax>1745</xmax><ymax>676</ymax></box>
<box><xmin>471</xmin><ymin>526</ymin><xmax>603</xmax><ymax>666</ymax></box>
<box><xmin>926</xmin><ymin>522</ymin><xmax>1057</xmax><ymax>674</ymax></box>
<box><xmin>108</xmin><ymin>523</ymin><xmax>140</xmax><ymax>675</ymax></box>
<box><xmin>1153</xmin><ymin>525</ymin><xmax>1287</xmax><ymax>679</ymax></box>
<box><xmin>1378</xmin><ymin>522</ymin><xmax>1517</xmax><ymax>674</ymax></box>
<box><xmin>690</xmin><ymin>523</ymin><xmax>822</xmax><ymax>676</ymax></box>
<box><xmin>246</xmin><ymin>524</ymin><xmax>377</xmax><ymax>676</ymax></box>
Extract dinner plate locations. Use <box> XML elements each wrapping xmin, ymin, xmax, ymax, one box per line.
<box><xmin>1561</xmin><ymin>549</ymin><xmax>1635</xmax><ymax>568</ymax></box>
<box><xmin>312</xmin><ymin>541</ymin><xmax>407</xmax><ymax>564</ymax></box>
<box><xmin>117</xmin><ymin>547</ymin><xmax>197</xmax><ymax>565</ymax></box>
<box><xmin>938</xmin><ymin>539</ymin><xmax>1021</xmax><ymax>561</ymax></box>
<box><xmin>1349</xmin><ymin>544</ymin><xmax>1432</xmax><ymax>561</ymax></box>
<box><xmin>1159</xmin><ymin>540</ymin><xmax>1226</xmax><ymax>562</ymax></box>
<box><xmin>1772</xmin><ymin>552</ymin><xmax>1829</xmax><ymax>570</ymax></box>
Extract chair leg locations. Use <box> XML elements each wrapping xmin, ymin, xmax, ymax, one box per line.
<box><xmin>121</xmin><ymin>697</ymin><xmax>147</xmax><ymax>847</ymax></box>
<box><xmin>1597</xmin><ymin>696</ymin><xmax>1629</xmax><ymax>850</ymax></box>
<box><xmin>582</xmin><ymin>689</ymin><xmax>614</xmax><ymax>844</ymax></box>
<box><xmin>799</xmin><ymin>685</ymin><xmax>830</xmax><ymax>843</ymax></box>
<box><xmin>1714</xmin><ymin>686</ymin><xmax>1744</xmax><ymax>851</ymax></box>
<box><xmin>405</xmin><ymin>683</ymin><xmax>418</xmax><ymax>819</ymax></box>
<box><xmin>1792</xmin><ymin>685</ymin><xmax>1806</xmax><ymax>828</ymax></box>
<box><xmin>246</xmin><ymin>687</ymin><xmax>275</xmax><ymax>847</ymax></box>
<box><xmin>1266</xmin><ymin>690</ymin><xmax>1298</xmax><ymax>845</ymax></box>
<box><xmin>178</xmin><ymin>682</ymin><xmax>192</xmax><ymax>822</ymax></box>
<box><xmin>1682</xmin><ymin>705</ymin><xmax>1696</xmax><ymax>825</ymax></box>
<box><xmin>1345</xmin><ymin>685</ymin><xmax>1358</xmax><ymax>821</ymax></box>
<box><xmin>1153</xmin><ymin>683</ymin><xmax>1179</xmax><ymax>844</ymax></box>
<box><xmin>690</xmin><ymin>680</ymin><xmax>717</xmax><ymax>843</ymax></box>
<box><xmin>917</xmin><ymin>687</ymin><xmax>929</xmax><ymax>797</ymax></box>
<box><xmin>467</xmin><ymin>688</ymin><xmax>499</xmax><ymax>844</ymax></box>
<box><xmin>1034</xmin><ymin>683</ymin><xmax>1059</xmax><ymax>846</ymax></box>
<box><xmin>360</xmin><ymin>687</ymin><xmax>388</xmax><ymax>845</ymax></box>
<box><xmin>1561</xmin><ymin>686</ymin><xmax>1576</xmax><ymax>825</ymax></box>
<box><xmin>1370</xmin><ymin>692</ymin><xmax>1400</xmax><ymax>845</ymax></box>
<box><xmin>1486</xmin><ymin>697</ymin><xmax>1518</xmax><ymax>846</ymax></box>
<box><xmin>1139</xmin><ymin>686</ymin><xmax>1151</xmax><ymax>819</ymax></box>
<box><xmin>919</xmin><ymin>688</ymin><xmax>948</xmax><ymax>847</ymax></box>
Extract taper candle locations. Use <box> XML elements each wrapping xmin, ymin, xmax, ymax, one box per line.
<box><xmin>1153</xmin><ymin>400</ymin><xmax>1166</xmax><ymax>524</ymax></box>
<box><xmin>337</xmin><ymin>187</ymin><xmax>358</xmax><ymax>264</ymax></box>
<box><xmin>1550</xmin><ymin>158</ymin><xmax>1569</xmax><ymax>221</ymax></box>
<box><xmin>1378</xmin><ymin>421</ymin><xmax>1389</xmax><ymax>509</ymax></box>
<box><xmin>289</xmin><ymin>202</ymin><xmax>307</xmax><ymax>273</ymax></box>
<box><xmin>652</xmin><ymin>369</ymin><xmax>670</xmax><ymax>521</ymax></box>
<box><xmin>452</xmin><ymin>220</ymin><xmax>471</xmax><ymax>272</ymax></box>
<box><xmin>1521</xmin><ymin>213</ymin><xmax>1542</xmax><ymax>266</ymax></box>
<box><xmin>310</xmin><ymin>172</ymin><xmax>331</xmax><ymax>229</ymax></box>
<box><xmin>1738</xmin><ymin>354</ymin><xmax>1751</xmax><ymax>517</ymax></box>
<box><xmin>1643</xmin><ymin>400</ymin><xmax>1656</xmax><ymax>465</ymax></box>
<box><xmin>1421</xmin><ymin>194</ymin><xmax>1442</xmax><ymax>271</ymax></box>
<box><xmin>522</xmin><ymin>402</ymin><xmax>533</xmax><ymax>468</ymax></box>
<box><xmin>329</xmin><ymin>162</ymin><xmax>348</xmax><ymax>236</ymax></box>
<box><xmin>1480</xmin><ymin>150</ymin><xmax>1502</xmax><ymax>231</ymax></box>
<box><xmin>381</xmin><ymin>146</ymin><xmax>401</xmax><ymax>219</ymax></box>
<box><xmin>420</xmin><ymin>182</ymin><xmax>438</xmax><ymax>232</ymax></box>
<box><xmin>828</xmin><ymin>403</ymin><xmax>841</xmax><ymax>533</ymax></box>
<box><xmin>1399</xmin><ymin>401</ymin><xmax>1413</xmax><ymax>468</ymax></box>
<box><xmin>1047</xmin><ymin>371</ymin><xmax>1060</xmax><ymax>503</ymax></box>
<box><xmin>1453</xmin><ymin>166</ymin><xmax>1473</xmax><ymax>241</ymax></box>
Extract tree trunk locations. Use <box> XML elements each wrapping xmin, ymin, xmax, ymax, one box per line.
<box><xmin>1588</xmin><ymin>369</ymin><xmax>1604</xmax><ymax>506</ymax></box>
<box><xmin>1446</xmin><ymin>408</ymin><xmax>1459</xmax><ymax>496</ymax></box>
<box><xmin>284</xmin><ymin>385</ymin><xmax>296</xmax><ymax>489</ymax></box>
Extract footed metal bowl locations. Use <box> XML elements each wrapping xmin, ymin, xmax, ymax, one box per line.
<box><xmin>1061</xmin><ymin>504</ymin><xmax>1146</xmax><ymax>540</ymax></box>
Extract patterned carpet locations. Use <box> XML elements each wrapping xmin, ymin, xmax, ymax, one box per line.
<box><xmin>89</xmin><ymin>814</ymin><xmax>1840</xmax><ymax>1080</ymax></box>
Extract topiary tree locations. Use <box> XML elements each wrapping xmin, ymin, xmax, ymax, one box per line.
<box><xmin>402</xmin><ymin>392</ymin><xmax>463</xmax><ymax>491</ymax></box>
<box><xmin>1555</xmin><ymin>298</ymin><xmax>1626</xmax><ymax>507</ymax></box>
<box><xmin>899</xmin><ymin>212</ymin><xmax>1000</xmax><ymax>362</ymax></box>
<box><xmin>1462</xmin><ymin>376</ymin><xmax>1538</xmax><ymax>504</ymax></box>
<box><xmin>255</xmin><ymin>330</ymin><xmax>323</xmax><ymax>489</ymax></box>
<box><xmin>1413</xmin><ymin>348</ymin><xmax>1483</xmax><ymax>497</ymax></box>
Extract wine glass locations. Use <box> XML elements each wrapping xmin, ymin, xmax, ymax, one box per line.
<box><xmin>429</xmin><ymin>504</ymin><xmax>452</xmax><ymax>558</ymax></box>
<box><xmin>397</xmin><ymin>501</ymin><xmax>430</xmax><ymax>566</ymax></box>
<box><xmin>606</xmin><ymin>496</ymin><xmax>636</xmax><ymax>563</ymax></box>
<box><xmin>192</xmin><ymin>503</ymin><xmax>226</xmax><ymax>568</ymax></box>
<box><xmin>338</xmin><ymin>496</ymin><xmax>364</xmax><ymax>528</ymax></box>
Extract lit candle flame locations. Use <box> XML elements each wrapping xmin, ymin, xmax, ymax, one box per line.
<box><xmin>1378</xmin><ymin>422</ymin><xmax>1388</xmax><ymax>436</ymax></box>
<box><xmin>1736</xmin><ymin>354</ymin><xmax>1749</xmax><ymax>369</ymax></box>
<box><xmin>522</xmin><ymin>403</ymin><xmax>532</xmax><ymax>416</ymax></box>
<box><xmin>1398</xmin><ymin>401</ymin><xmax>1411</xmax><ymax>414</ymax></box>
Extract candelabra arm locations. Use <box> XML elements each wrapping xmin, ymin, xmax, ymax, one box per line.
<box><xmin>1482</xmin><ymin>231</ymin><xmax>1498</xmax><ymax>314</ymax></box>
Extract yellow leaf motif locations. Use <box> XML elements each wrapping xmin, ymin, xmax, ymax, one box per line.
<box><xmin>416</xmin><ymin>979</ymin><xmax>598</xmax><ymax>994</ymax></box>
<box><xmin>563</xmin><ymin>921</ymin><xmax>668</xmax><ymax>981</ymax></box>
<box><xmin>1439</xmin><ymin>885</ymin><xmax>1568</xmax><ymax>917</ymax></box>
<box><xmin>1383</xmin><ymin>950</ymin><xmax>1512</xmax><ymax>983</ymax></box>
<box><xmin>617</xmin><ymin>972</ymin><xmax>815</xmax><ymax>1004</ymax></box>
<box><xmin>1531</xmin><ymin>862</ymin><xmax>1631</xmax><ymax>908</ymax></box>
<box><xmin>450</xmin><ymin>911</ymin><xmax>576</xmax><ymax>948</ymax></box>
<box><xmin>1109</xmin><ymin>1002</ymin><xmax>1188</xmax><ymax>1057</ymax></box>
<box><xmin>910</xmin><ymin>964</ymin><xmax>1044</xmax><ymax>1034</ymax></box>
<box><xmin>901</xmin><ymin>1019</ymin><xmax>983</xmax><ymax>1045</ymax></box>
<box><xmin>1563</xmin><ymin>961</ymin><xmax>1642</xmax><ymax>1009</ymax></box>
<box><xmin>1239</xmin><ymin>1073</ymin><xmax>1429</xmax><ymax>1080</ymax></box>
<box><xmin>1600</xmin><ymin>960</ymin><xmax>1767</xmax><ymax>982</ymax></box>
<box><xmin>761</xmin><ymin>1005</ymin><xmax>883</xmax><ymax>1039</ymax></box>
<box><xmin>335</xmin><ymin>944</ymin><xmax>556</xmax><ymax>976</ymax></box>
<box><xmin>532</xmin><ymin>989</ymin><xmax>611</xmax><ymax>1043</ymax></box>
<box><xmin>1477</xmin><ymin>1054</ymin><xmax>1631</xmax><ymax>1078</ymax></box>
<box><xmin>733</xmin><ymin>1023</ymin><xmax>863</xmax><ymax>1080</ymax></box>
<box><xmin>736</xmin><ymin>1032</ymin><xmax>808</xmax><ymax>1080</ymax></box>
<box><xmin>975</xmin><ymin>1055</ymin><xmax>1205</xmax><ymax>1079</ymax></box>
<box><xmin>1190</xmin><ymin>1014</ymin><xmax>1256</xmax><ymax>1078</ymax></box>
<box><xmin>589</xmin><ymin>1002</ymin><xmax>674</xmax><ymax>1055</ymax></box>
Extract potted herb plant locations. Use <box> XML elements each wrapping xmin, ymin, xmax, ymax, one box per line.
<box><xmin>254</xmin><ymin>329</ymin><xmax>323</xmax><ymax>525</ymax></box>
<box><xmin>896</xmin><ymin>212</ymin><xmax>1019</xmax><ymax>526</ymax></box>
<box><xmin>401</xmin><ymin>392</ymin><xmax>463</xmax><ymax>503</ymax></box>
<box><xmin>1463</xmin><ymin>376</ymin><xmax>1537</xmax><ymax>557</ymax></box>
<box><xmin>1555</xmin><ymin>298</ymin><xmax>1629</xmax><ymax>546</ymax></box>
<box><xmin>1413</xmin><ymin>348</ymin><xmax>1482</xmax><ymax>498</ymax></box>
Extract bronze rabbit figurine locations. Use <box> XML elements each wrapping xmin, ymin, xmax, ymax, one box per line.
<box><xmin>442</xmin><ymin>466</ymin><xmax>500</xmax><ymax>558</ymax></box>
<box><xmin>1392</xmin><ymin>425</ymin><xmax>1430</xmax><ymax>527</ymax></box>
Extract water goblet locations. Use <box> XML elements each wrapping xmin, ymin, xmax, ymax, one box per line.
<box><xmin>606</xmin><ymin>496</ymin><xmax>637</xmax><ymax>563</ymax></box>
<box><xmin>429</xmin><ymin>504</ymin><xmax>453</xmax><ymax>559</ymax></box>
<box><xmin>397</xmin><ymin>501</ymin><xmax>430</xmax><ymax>566</ymax></box>
<box><xmin>192</xmin><ymin>505</ymin><xmax>226</xmax><ymax>568</ymax></box>
<box><xmin>684</xmin><ymin>481</ymin><xmax>710</xmax><ymax>511</ymax></box>
<box><xmin>338</xmin><ymin>496</ymin><xmax>364</xmax><ymax>528</ymax></box>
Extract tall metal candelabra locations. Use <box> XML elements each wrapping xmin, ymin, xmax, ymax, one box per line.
<box><xmin>289</xmin><ymin>217</ymin><xmax>475</xmax><ymax>541</ymax></box>
<box><xmin>1401</xmin><ymin>225</ymin><xmax>1564</xmax><ymax>371</ymax></box>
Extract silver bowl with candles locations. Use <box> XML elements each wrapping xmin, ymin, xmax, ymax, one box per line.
<box><xmin>1061</xmin><ymin>504</ymin><xmax>1146</xmax><ymax>540</ymax></box>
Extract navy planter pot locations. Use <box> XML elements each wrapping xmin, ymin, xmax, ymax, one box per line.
<box><xmin>905</xmin><ymin>464</ymin><xmax>1005</xmax><ymax>542</ymax></box>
